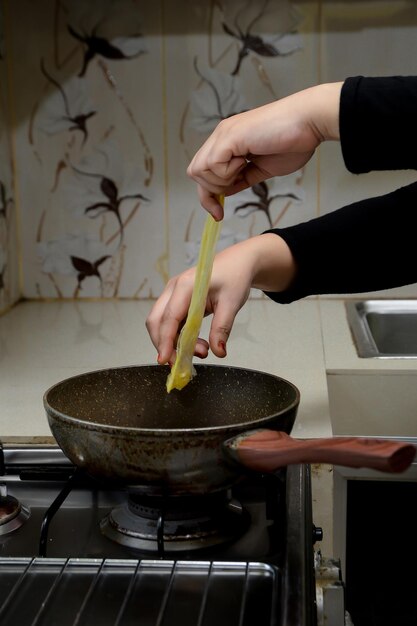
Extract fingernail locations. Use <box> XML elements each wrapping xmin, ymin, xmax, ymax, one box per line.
<box><xmin>219</xmin><ymin>340</ymin><xmax>227</xmax><ymax>355</ymax></box>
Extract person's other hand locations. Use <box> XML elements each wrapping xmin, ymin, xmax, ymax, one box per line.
<box><xmin>187</xmin><ymin>82</ymin><xmax>342</xmax><ymax>219</ymax></box>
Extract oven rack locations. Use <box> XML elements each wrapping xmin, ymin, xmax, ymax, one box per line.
<box><xmin>0</xmin><ymin>557</ymin><xmax>280</xmax><ymax>626</ymax></box>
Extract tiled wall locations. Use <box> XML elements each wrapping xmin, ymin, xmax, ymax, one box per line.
<box><xmin>0</xmin><ymin>1</ymin><xmax>19</xmax><ymax>313</ymax></box>
<box><xmin>1</xmin><ymin>0</ymin><xmax>417</xmax><ymax>310</ymax></box>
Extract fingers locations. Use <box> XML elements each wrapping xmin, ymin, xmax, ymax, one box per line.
<box><xmin>146</xmin><ymin>271</ymin><xmax>212</xmax><ymax>365</ymax></box>
<box><xmin>146</xmin><ymin>277</ymin><xmax>188</xmax><ymax>364</ymax></box>
<box><xmin>189</xmin><ymin>153</ymin><xmax>292</xmax><ymax>215</ymax></box>
<box><xmin>207</xmin><ymin>289</ymin><xmax>247</xmax><ymax>357</ymax></box>
<box><xmin>188</xmin><ymin>154</ymin><xmax>247</xmax><ymax>187</ymax></box>
<box><xmin>146</xmin><ymin>240</ymin><xmax>255</xmax><ymax>365</ymax></box>
<box><xmin>146</xmin><ymin>283</ymin><xmax>237</xmax><ymax>364</ymax></box>
<box><xmin>197</xmin><ymin>187</ymin><xmax>224</xmax><ymax>220</ymax></box>
<box><xmin>186</xmin><ymin>111</ymin><xmax>273</xmax><ymax>209</ymax></box>
<box><xmin>146</xmin><ymin>311</ymin><xmax>172</xmax><ymax>365</ymax></box>
<box><xmin>188</xmin><ymin>152</ymin><xmax>248</xmax><ymax>217</ymax></box>
<box><xmin>194</xmin><ymin>337</ymin><xmax>210</xmax><ymax>359</ymax></box>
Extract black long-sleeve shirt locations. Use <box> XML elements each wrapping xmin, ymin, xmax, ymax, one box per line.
<box><xmin>265</xmin><ymin>76</ymin><xmax>417</xmax><ymax>303</ymax></box>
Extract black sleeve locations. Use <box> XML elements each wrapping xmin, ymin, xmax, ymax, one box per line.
<box><xmin>264</xmin><ymin>181</ymin><xmax>417</xmax><ymax>304</ymax></box>
<box><xmin>341</xmin><ymin>76</ymin><xmax>417</xmax><ymax>173</ymax></box>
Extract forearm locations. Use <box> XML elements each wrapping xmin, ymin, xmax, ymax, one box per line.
<box><xmin>244</xmin><ymin>233</ymin><xmax>297</xmax><ymax>292</ymax></box>
<box><xmin>264</xmin><ymin>181</ymin><xmax>417</xmax><ymax>303</ymax></box>
<box><xmin>304</xmin><ymin>81</ymin><xmax>342</xmax><ymax>142</ymax></box>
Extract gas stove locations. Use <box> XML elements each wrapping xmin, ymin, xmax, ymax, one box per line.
<box><xmin>0</xmin><ymin>444</ymin><xmax>342</xmax><ymax>626</ymax></box>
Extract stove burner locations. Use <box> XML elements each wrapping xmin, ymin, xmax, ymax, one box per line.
<box><xmin>0</xmin><ymin>485</ymin><xmax>30</xmax><ymax>537</ymax></box>
<box><xmin>100</xmin><ymin>490</ymin><xmax>250</xmax><ymax>553</ymax></box>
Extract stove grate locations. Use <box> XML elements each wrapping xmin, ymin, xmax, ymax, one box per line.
<box><xmin>0</xmin><ymin>557</ymin><xmax>280</xmax><ymax>626</ymax></box>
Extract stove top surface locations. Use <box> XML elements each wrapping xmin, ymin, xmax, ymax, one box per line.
<box><xmin>1</xmin><ymin>456</ymin><xmax>284</xmax><ymax>561</ymax></box>
<box><xmin>0</xmin><ymin>446</ymin><xmax>318</xmax><ymax>626</ymax></box>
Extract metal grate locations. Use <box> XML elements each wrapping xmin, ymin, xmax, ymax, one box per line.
<box><xmin>0</xmin><ymin>558</ymin><xmax>280</xmax><ymax>626</ymax></box>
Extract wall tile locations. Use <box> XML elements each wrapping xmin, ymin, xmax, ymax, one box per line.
<box><xmin>3</xmin><ymin>0</ymin><xmax>320</xmax><ymax>299</ymax></box>
<box><xmin>4</xmin><ymin>0</ymin><xmax>417</xmax><ymax>302</ymax></box>
<box><xmin>0</xmin><ymin>2</ymin><xmax>19</xmax><ymax>313</ymax></box>
<box><xmin>7</xmin><ymin>0</ymin><xmax>166</xmax><ymax>298</ymax></box>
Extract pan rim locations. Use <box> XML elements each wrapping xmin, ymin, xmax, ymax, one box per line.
<box><xmin>43</xmin><ymin>363</ymin><xmax>300</xmax><ymax>435</ymax></box>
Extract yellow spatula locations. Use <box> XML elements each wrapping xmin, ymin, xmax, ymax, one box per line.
<box><xmin>166</xmin><ymin>197</ymin><xmax>224</xmax><ymax>393</ymax></box>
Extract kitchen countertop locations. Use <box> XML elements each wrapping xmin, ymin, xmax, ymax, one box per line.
<box><xmin>3</xmin><ymin>297</ymin><xmax>417</xmax><ymax>442</ymax></box>
<box><xmin>0</xmin><ymin>298</ymin><xmax>332</xmax><ymax>441</ymax></box>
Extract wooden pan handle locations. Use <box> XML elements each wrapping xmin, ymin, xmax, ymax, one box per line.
<box><xmin>224</xmin><ymin>429</ymin><xmax>416</xmax><ymax>474</ymax></box>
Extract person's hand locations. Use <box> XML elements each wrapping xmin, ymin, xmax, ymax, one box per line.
<box><xmin>187</xmin><ymin>82</ymin><xmax>343</xmax><ymax>219</ymax></box>
<box><xmin>146</xmin><ymin>234</ymin><xmax>296</xmax><ymax>364</ymax></box>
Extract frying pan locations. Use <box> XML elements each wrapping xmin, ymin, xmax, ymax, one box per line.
<box><xmin>44</xmin><ymin>364</ymin><xmax>416</xmax><ymax>496</ymax></box>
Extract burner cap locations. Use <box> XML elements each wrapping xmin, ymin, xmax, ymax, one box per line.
<box><xmin>0</xmin><ymin>487</ymin><xmax>30</xmax><ymax>536</ymax></box>
<box><xmin>101</xmin><ymin>491</ymin><xmax>250</xmax><ymax>553</ymax></box>
<box><xmin>0</xmin><ymin>494</ymin><xmax>21</xmax><ymax>525</ymax></box>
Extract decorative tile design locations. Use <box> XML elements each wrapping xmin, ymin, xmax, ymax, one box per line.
<box><xmin>2</xmin><ymin>0</ymin><xmax>318</xmax><ymax>299</ymax></box>
<box><xmin>6</xmin><ymin>0</ymin><xmax>165</xmax><ymax>298</ymax></box>
<box><xmin>7</xmin><ymin>1</ymin><xmax>416</xmax><ymax>301</ymax></box>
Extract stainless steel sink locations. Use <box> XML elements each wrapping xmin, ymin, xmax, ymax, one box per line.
<box><xmin>345</xmin><ymin>300</ymin><xmax>417</xmax><ymax>358</ymax></box>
